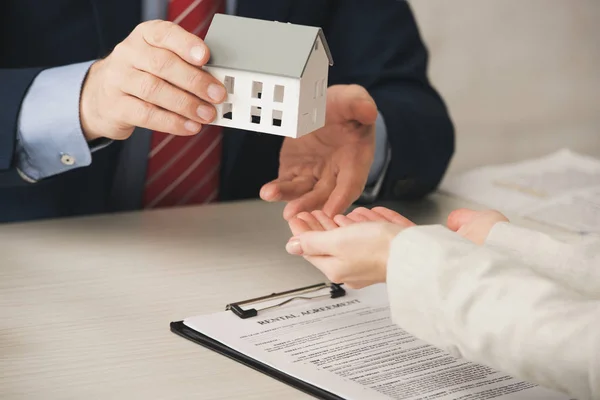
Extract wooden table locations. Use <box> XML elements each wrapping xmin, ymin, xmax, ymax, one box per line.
<box><xmin>0</xmin><ymin>194</ymin><xmax>570</xmax><ymax>399</ymax></box>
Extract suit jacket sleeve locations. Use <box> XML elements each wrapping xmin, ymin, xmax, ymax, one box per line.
<box><xmin>0</xmin><ymin>68</ymin><xmax>44</xmax><ymax>170</ymax></box>
<box><xmin>386</xmin><ymin>225</ymin><xmax>600</xmax><ymax>400</ymax></box>
<box><xmin>325</xmin><ymin>1</ymin><xmax>455</xmax><ymax>200</ymax></box>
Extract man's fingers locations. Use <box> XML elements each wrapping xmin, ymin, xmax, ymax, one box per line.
<box><xmin>283</xmin><ymin>190</ymin><xmax>326</xmax><ymax>221</ymax></box>
<box><xmin>350</xmin><ymin>97</ymin><xmax>379</xmax><ymax>127</ymax></box>
<box><xmin>283</xmin><ymin>177</ymin><xmax>335</xmax><ymax>220</ymax></box>
<box><xmin>259</xmin><ymin>181</ymin><xmax>281</xmax><ymax>202</ymax></box>
<box><xmin>122</xmin><ymin>70</ymin><xmax>216</xmax><ymax>124</ymax></box>
<box><xmin>372</xmin><ymin>207</ymin><xmax>416</xmax><ymax>227</ymax></box>
<box><xmin>322</xmin><ymin>168</ymin><xmax>366</xmax><ymax>217</ymax></box>
<box><xmin>322</xmin><ymin>185</ymin><xmax>356</xmax><ymax>217</ymax></box>
<box><xmin>141</xmin><ymin>20</ymin><xmax>211</xmax><ymax>66</ymax></box>
<box><xmin>133</xmin><ymin>44</ymin><xmax>226</xmax><ymax>104</ymax></box>
<box><xmin>328</xmin><ymin>85</ymin><xmax>378</xmax><ymax>126</ymax></box>
<box><xmin>312</xmin><ymin>210</ymin><xmax>339</xmax><ymax>230</ymax></box>
<box><xmin>260</xmin><ymin>176</ymin><xmax>316</xmax><ymax>202</ymax></box>
<box><xmin>277</xmin><ymin>177</ymin><xmax>317</xmax><ymax>201</ymax></box>
<box><xmin>118</xmin><ymin>95</ymin><xmax>202</xmax><ymax>136</ymax></box>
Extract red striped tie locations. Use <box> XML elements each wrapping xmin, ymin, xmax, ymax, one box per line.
<box><xmin>143</xmin><ymin>0</ymin><xmax>224</xmax><ymax>209</ymax></box>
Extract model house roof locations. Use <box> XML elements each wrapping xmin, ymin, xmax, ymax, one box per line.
<box><xmin>204</xmin><ymin>14</ymin><xmax>334</xmax><ymax>78</ymax></box>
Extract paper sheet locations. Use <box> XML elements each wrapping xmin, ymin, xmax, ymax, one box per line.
<box><xmin>184</xmin><ymin>285</ymin><xmax>567</xmax><ymax>400</ymax></box>
<box><xmin>441</xmin><ymin>149</ymin><xmax>600</xmax><ymax>234</ymax></box>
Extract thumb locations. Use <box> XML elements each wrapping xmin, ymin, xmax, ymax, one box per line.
<box><xmin>350</xmin><ymin>98</ymin><xmax>378</xmax><ymax>127</ymax></box>
<box><xmin>447</xmin><ymin>208</ymin><xmax>480</xmax><ymax>231</ymax></box>
<box><xmin>286</xmin><ymin>230</ymin><xmax>339</xmax><ymax>256</ymax></box>
<box><xmin>329</xmin><ymin>85</ymin><xmax>378</xmax><ymax>126</ymax></box>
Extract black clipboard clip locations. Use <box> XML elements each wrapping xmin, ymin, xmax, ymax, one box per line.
<box><xmin>225</xmin><ymin>282</ymin><xmax>346</xmax><ymax>319</ymax></box>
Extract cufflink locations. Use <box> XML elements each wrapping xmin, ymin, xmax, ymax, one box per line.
<box><xmin>60</xmin><ymin>153</ymin><xmax>76</xmax><ymax>166</ymax></box>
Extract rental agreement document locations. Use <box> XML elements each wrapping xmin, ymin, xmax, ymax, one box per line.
<box><xmin>441</xmin><ymin>149</ymin><xmax>600</xmax><ymax>235</ymax></box>
<box><xmin>182</xmin><ymin>284</ymin><xmax>567</xmax><ymax>400</ymax></box>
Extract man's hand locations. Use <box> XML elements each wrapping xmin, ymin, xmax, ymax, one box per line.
<box><xmin>447</xmin><ymin>209</ymin><xmax>509</xmax><ymax>245</ymax></box>
<box><xmin>260</xmin><ymin>85</ymin><xmax>378</xmax><ymax>220</ymax></box>
<box><xmin>80</xmin><ymin>20</ymin><xmax>226</xmax><ymax>141</ymax></box>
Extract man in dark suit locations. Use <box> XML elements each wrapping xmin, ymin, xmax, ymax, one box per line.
<box><xmin>0</xmin><ymin>0</ymin><xmax>454</xmax><ymax>224</ymax></box>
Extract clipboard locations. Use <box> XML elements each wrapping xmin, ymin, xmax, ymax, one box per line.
<box><xmin>170</xmin><ymin>282</ymin><xmax>346</xmax><ymax>400</ymax></box>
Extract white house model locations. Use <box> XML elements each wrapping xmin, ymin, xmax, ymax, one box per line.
<box><xmin>203</xmin><ymin>14</ymin><xmax>334</xmax><ymax>138</ymax></box>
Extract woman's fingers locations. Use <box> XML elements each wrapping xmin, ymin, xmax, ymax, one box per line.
<box><xmin>312</xmin><ymin>210</ymin><xmax>339</xmax><ymax>230</ymax></box>
<box><xmin>296</xmin><ymin>212</ymin><xmax>326</xmax><ymax>232</ymax></box>
<box><xmin>350</xmin><ymin>207</ymin><xmax>389</xmax><ymax>222</ymax></box>
<box><xmin>333</xmin><ymin>214</ymin><xmax>356</xmax><ymax>227</ymax></box>
<box><xmin>371</xmin><ymin>207</ymin><xmax>416</xmax><ymax>227</ymax></box>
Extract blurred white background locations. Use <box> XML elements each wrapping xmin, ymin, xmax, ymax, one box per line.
<box><xmin>408</xmin><ymin>0</ymin><xmax>600</xmax><ymax>177</ymax></box>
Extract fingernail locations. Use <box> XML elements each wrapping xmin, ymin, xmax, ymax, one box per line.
<box><xmin>196</xmin><ymin>105</ymin><xmax>214</xmax><ymax>121</ymax></box>
<box><xmin>208</xmin><ymin>84</ymin><xmax>226</xmax><ymax>102</ymax></box>
<box><xmin>286</xmin><ymin>239</ymin><xmax>303</xmax><ymax>255</ymax></box>
<box><xmin>190</xmin><ymin>46</ymin><xmax>205</xmax><ymax>62</ymax></box>
<box><xmin>184</xmin><ymin>120</ymin><xmax>201</xmax><ymax>133</ymax></box>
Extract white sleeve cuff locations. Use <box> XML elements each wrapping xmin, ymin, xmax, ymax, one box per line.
<box><xmin>386</xmin><ymin>225</ymin><xmax>472</xmax><ymax>353</ymax></box>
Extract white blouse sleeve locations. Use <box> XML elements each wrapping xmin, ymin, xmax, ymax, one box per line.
<box><xmin>485</xmin><ymin>222</ymin><xmax>600</xmax><ymax>297</ymax></box>
<box><xmin>386</xmin><ymin>225</ymin><xmax>600</xmax><ymax>400</ymax></box>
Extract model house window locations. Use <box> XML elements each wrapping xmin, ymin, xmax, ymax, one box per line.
<box><xmin>251</xmin><ymin>106</ymin><xmax>262</xmax><ymax>124</ymax></box>
<box><xmin>252</xmin><ymin>81</ymin><xmax>263</xmax><ymax>99</ymax></box>
<box><xmin>314</xmin><ymin>81</ymin><xmax>318</xmax><ymax>99</ymax></box>
<box><xmin>319</xmin><ymin>79</ymin><xmax>326</xmax><ymax>97</ymax></box>
<box><xmin>272</xmin><ymin>110</ymin><xmax>282</xmax><ymax>127</ymax></box>
<box><xmin>312</xmin><ymin>108</ymin><xmax>317</xmax><ymax>123</ymax></box>
<box><xmin>273</xmin><ymin>85</ymin><xmax>285</xmax><ymax>103</ymax></box>
<box><xmin>224</xmin><ymin>76</ymin><xmax>235</xmax><ymax>94</ymax></box>
<box><xmin>222</xmin><ymin>103</ymin><xmax>233</xmax><ymax>119</ymax></box>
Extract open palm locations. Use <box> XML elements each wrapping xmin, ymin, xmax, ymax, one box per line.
<box><xmin>260</xmin><ymin>84</ymin><xmax>378</xmax><ymax>220</ymax></box>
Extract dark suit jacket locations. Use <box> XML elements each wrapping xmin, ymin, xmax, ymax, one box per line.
<box><xmin>0</xmin><ymin>0</ymin><xmax>454</xmax><ymax>223</ymax></box>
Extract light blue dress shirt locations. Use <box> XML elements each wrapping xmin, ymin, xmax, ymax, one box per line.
<box><xmin>16</xmin><ymin>0</ymin><xmax>388</xmax><ymax>189</ymax></box>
